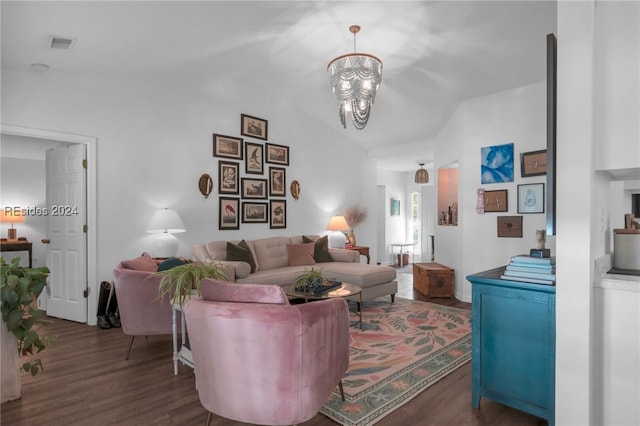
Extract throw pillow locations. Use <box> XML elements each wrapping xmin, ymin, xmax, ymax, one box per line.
<box><xmin>226</xmin><ymin>240</ymin><xmax>256</xmax><ymax>273</ymax></box>
<box><xmin>121</xmin><ymin>252</ymin><xmax>158</xmax><ymax>272</ymax></box>
<box><xmin>287</xmin><ymin>243</ymin><xmax>316</xmax><ymax>266</ymax></box>
<box><xmin>157</xmin><ymin>257</ymin><xmax>187</xmax><ymax>271</ymax></box>
<box><xmin>303</xmin><ymin>235</ymin><xmax>333</xmax><ymax>263</ymax></box>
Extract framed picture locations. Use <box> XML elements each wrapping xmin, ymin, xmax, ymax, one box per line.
<box><xmin>244</xmin><ymin>142</ymin><xmax>263</xmax><ymax>174</ymax></box>
<box><xmin>518</xmin><ymin>183</ymin><xmax>545</xmax><ymax>214</ymax></box>
<box><xmin>521</xmin><ymin>149</ymin><xmax>547</xmax><ymax>177</ymax></box>
<box><xmin>218</xmin><ymin>161</ymin><xmax>239</xmax><ymax>195</ymax></box>
<box><xmin>391</xmin><ymin>199</ymin><xmax>400</xmax><ymax>216</ymax></box>
<box><xmin>270</xmin><ymin>200</ymin><xmax>286</xmax><ymax>229</ymax></box>
<box><xmin>219</xmin><ymin>197</ymin><xmax>240</xmax><ymax>230</ymax></box>
<box><xmin>483</xmin><ymin>189</ymin><xmax>508</xmax><ymax>212</ymax></box>
<box><xmin>241</xmin><ymin>178</ymin><xmax>267</xmax><ymax>199</ymax></box>
<box><xmin>265</xmin><ymin>143</ymin><xmax>289</xmax><ymax>165</ymax></box>
<box><xmin>241</xmin><ymin>114</ymin><xmax>268</xmax><ymax>141</ymax></box>
<box><xmin>241</xmin><ymin>202</ymin><xmax>268</xmax><ymax>223</ymax></box>
<box><xmin>481</xmin><ymin>142</ymin><xmax>514</xmax><ymax>184</ymax></box>
<box><xmin>269</xmin><ymin>167</ymin><xmax>286</xmax><ymax>197</ymax></box>
<box><xmin>497</xmin><ymin>216</ymin><xmax>523</xmax><ymax>238</ymax></box>
<box><xmin>213</xmin><ymin>134</ymin><xmax>243</xmax><ymax>160</ymax></box>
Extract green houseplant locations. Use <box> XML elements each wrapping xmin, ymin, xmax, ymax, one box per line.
<box><xmin>154</xmin><ymin>261</ymin><xmax>227</xmax><ymax>306</ymax></box>
<box><xmin>1</xmin><ymin>256</ymin><xmax>55</xmax><ymax>377</ymax></box>
<box><xmin>292</xmin><ymin>268</ymin><xmax>324</xmax><ymax>293</ymax></box>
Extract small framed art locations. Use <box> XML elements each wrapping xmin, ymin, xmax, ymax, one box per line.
<box><xmin>219</xmin><ymin>197</ymin><xmax>240</xmax><ymax>230</ymax></box>
<box><xmin>241</xmin><ymin>114</ymin><xmax>268</xmax><ymax>140</ymax></box>
<box><xmin>269</xmin><ymin>167</ymin><xmax>286</xmax><ymax>197</ymax></box>
<box><xmin>213</xmin><ymin>134</ymin><xmax>243</xmax><ymax>160</ymax></box>
<box><xmin>244</xmin><ymin>142</ymin><xmax>263</xmax><ymax>174</ymax></box>
<box><xmin>218</xmin><ymin>161</ymin><xmax>239</xmax><ymax>195</ymax></box>
<box><xmin>242</xmin><ymin>202</ymin><xmax>268</xmax><ymax>223</ymax></box>
<box><xmin>241</xmin><ymin>178</ymin><xmax>268</xmax><ymax>199</ymax></box>
<box><xmin>391</xmin><ymin>199</ymin><xmax>400</xmax><ymax>216</ymax></box>
<box><xmin>265</xmin><ymin>143</ymin><xmax>289</xmax><ymax>165</ymax></box>
<box><xmin>518</xmin><ymin>183</ymin><xmax>545</xmax><ymax>214</ymax></box>
<box><xmin>520</xmin><ymin>149</ymin><xmax>547</xmax><ymax>177</ymax></box>
<box><xmin>270</xmin><ymin>199</ymin><xmax>286</xmax><ymax>229</ymax></box>
<box><xmin>497</xmin><ymin>216</ymin><xmax>523</xmax><ymax>238</ymax></box>
<box><xmin>483</xmin><ymin>189</ymin><xmax>508</xmax><ymax>212</ymax></box>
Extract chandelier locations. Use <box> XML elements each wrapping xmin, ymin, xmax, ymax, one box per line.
<box><xmin>327</xmin><ymin>25</ymin><xmax>383</xmax><ymax>130</ymax></box>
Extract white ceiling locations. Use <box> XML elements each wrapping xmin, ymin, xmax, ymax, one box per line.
<box><xmin>1</xmin><ymin>1</ymin><xmax>556</xmax><ymax>171</ymax></box>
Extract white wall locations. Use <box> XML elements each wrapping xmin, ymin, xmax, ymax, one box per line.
<box><xmin>1</xmin><ymin>68</ymin><xmax>379</xmax><ymax>315</ymax></box>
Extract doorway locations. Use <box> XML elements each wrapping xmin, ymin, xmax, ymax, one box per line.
<box><xmin>0</xmin><ymin>124</ymin><xmax>97</xmax><ymax>325</ymax></box>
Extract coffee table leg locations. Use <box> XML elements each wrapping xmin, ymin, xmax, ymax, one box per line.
<box><xmin>358</xmin><ymin>293</ymin><xmax>362</xmax><ymax>330</ymax></box>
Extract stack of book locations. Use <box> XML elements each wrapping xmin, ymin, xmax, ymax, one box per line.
<box><xmin>501</xmin><ymin>254</ymin><xmax>556</xmax><ymax>285</ymax></box>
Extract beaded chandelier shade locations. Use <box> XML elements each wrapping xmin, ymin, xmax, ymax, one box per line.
<box><xmin>327</xmin><ymin>25</ymin><xmax>383</xmax><ymax>130</ymax></box>
<box><xmin>415</xmin><ymin>163</ymin><xmax>429</xmax><ymax>184</ymax></box>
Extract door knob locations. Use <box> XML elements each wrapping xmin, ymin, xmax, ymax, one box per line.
<box><xmin>41</xmin><ymin>238</ymin><xmax>50</xmax><ymax>244</ymax></box>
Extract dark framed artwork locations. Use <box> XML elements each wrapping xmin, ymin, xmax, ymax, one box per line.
<box><xmin>218</xmin><ymin>161</ymin><xmax>239</xmax><ymax>195</ymax></box>
<box><xmin>241</xmin><ymin>202</ymin><xmax>268</xmax><ymax>223</ymax></box>
<box><xmin>497</xmin><ymin>216</ymin><xmax>523</xmax><ymax>238</ymax></box>
<box><xmin>241</xmin><ymin>178</ymin><xmax>267</xmax><ymax>199</ymax></box>
<box><xmin>270</xmin><ymin>199</ymin><xmax>286</xmax><ymax>229</ymax></box>
<box><xmin>481</xmin><ymin>142</ymin><xmax>514</xmax><ymax>184</ymax></box>
<box><xmin>244</xmin><ymin>142</ymin><xmax>264</xmax><ymax>174</ymax></box>
<box><xmin>219</xmin><ymin>197</ymin><xmax>240</xmax><ymax>230</ymax></box>
<box><xmin>213</xmin><ymin>134</ymin><xmax>243</xmax><ymax>160</ymax></box>
<box><xmin>520</xmin><ymin>149</ymin><xmax>547</xmax><ymax>177</ymax></box>
<box><xmin>265</xmin><ymin>143</ymin><xmax>289</xmax><ymax>165</ymax></box>
<box><xmin>269</xmin><ymin>167</ymin><xmax>286</xmax><ymax>197</ymax></box>
<box><xmin>518</xmin><ymin>183</ymin><xmax>545</xmax><ymax>214</ymax></box>
<box><xmin>483</xmin><ymin>189</ymin><xmax>508</xmax><ymax>213</ymax></box>
<box><xmin>241</xmin><ymin>114</ymin><xmax>268</xmax><ymax>141</ymax></box>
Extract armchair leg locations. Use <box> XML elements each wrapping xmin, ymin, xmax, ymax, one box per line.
<box><xmin>125</xmin><ymin>336</ymin><xmax>135</xmax><ymax>360</ymax></box>
<box><xmin>339</xmin><ymin>380</ymin><xmax>345</xmax><ymax>401</ymax></box>
<box><xmin>205</xmin><ymin>411</ymin><xmax>212</xmax><ymax>426</ymax></box>
<box><xmin>391</xmin><ymin>293</ymin><xmax>395</xmax><ymax>303</ymax></box>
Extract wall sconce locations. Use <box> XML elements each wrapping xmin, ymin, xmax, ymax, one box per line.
<box><xmin>1</xmin><ymin>209</ymin><xmax>25</xmax><ymax>241</ymax></box>
<box><xmin>326</xmin><ymin>215</ymin><xmax>349</xmax><ymax>249</ymax></box>
<box><xmin>147</xmin><ymin>208</ymin><xmax>186</xmax><ymax>258</ymax></box>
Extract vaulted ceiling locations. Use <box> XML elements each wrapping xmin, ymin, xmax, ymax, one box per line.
<box><xmin>1</xmin><ymin>1</ymin><xmax>556</xmax><ymax>171</ymax></box>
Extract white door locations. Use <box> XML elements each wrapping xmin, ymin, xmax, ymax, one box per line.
<box><xmin>45</xmin><ymin>144</ymin><xmax>87</xmax><ymax>322</ymax></box>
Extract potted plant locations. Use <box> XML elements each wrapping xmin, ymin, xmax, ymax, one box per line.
<box><xmin>344</xmin><ymin>204</ymin><xmax>368</xmax><ymax>246</ymax></box>
<box><xmin>292</xmin><ymin>268</ymin><xmax>324</xmax><ymax>293</ymax></box>
<box><xmin>1</xmin><ymin>256</ymin><xmax>55</xmax><ymax>402</ymax></box>
<box><xmin>154</xmin><ymin>261</ymin><xmax>227</xmax><ymax>306</ymax></box>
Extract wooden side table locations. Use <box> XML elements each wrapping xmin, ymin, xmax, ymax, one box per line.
<box><xmin>0</xmin><ymin>239</ymin><xmax>33</xmax><ymax>267</ymax></box>
<box><xmin>345</xmin><ymin>246</ymin><xmax>370</xmax><ymax>264</ymax></box>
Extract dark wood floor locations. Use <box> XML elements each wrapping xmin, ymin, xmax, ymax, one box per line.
<box><xmin>1</xmin><ymin>268</ymin><xmax>547</xmax><ymax>425</ymax></box>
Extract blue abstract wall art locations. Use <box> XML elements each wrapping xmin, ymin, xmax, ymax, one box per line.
<box><xmin>481</xmin><ymin>143</ymin><xmax>514</xmax><ymax>184</ymax></box>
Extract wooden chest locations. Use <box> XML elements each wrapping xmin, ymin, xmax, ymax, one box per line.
<box><xmin>413</xmin><ymin>263</ymin><xmax>455</xmax><ymax>297</ymax></box>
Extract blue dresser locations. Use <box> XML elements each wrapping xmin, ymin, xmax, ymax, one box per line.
<box><xmin>467</xmin><ymin>267</ymin><xmax>555</xmax><ymax>425</ymax></box>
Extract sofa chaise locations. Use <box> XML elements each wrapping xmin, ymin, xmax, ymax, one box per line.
<box><xmin>192</xmin><ymin>235</ymin><xmax>397</xmax><ymax>303</ymax></box>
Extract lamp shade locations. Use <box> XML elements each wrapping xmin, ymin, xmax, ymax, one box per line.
<box><xmin>147</xmin><ymin>208</ymin><xmax>186</xmax><ymax>234</ymax></box>
<box><xmin>326</xmin><ymin>215</ymin><xmax>350</xmax><ymax>231</ymax></box>
<box><xmin>0</xmin><ymin>209</ymin><xmax>25</xmax><ymax>224</ymax></box>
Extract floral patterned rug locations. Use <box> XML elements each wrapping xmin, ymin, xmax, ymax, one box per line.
<box><xmin>321</xmin><ymin>298</ymin><xmax>472</xmax><ymax>426</ymax></box>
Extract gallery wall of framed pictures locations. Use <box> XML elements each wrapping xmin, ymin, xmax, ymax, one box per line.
<box><xmin>212</xmin><ymin>114</ymin><xmax>290</xmax><ymax>230</ymax></box>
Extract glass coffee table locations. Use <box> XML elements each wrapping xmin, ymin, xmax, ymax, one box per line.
<box><xmin>285</xmin><ymin>282</ymin><xmax>363</xmax><ymax>329</ymax></box>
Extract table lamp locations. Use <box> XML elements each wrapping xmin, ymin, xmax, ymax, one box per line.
<box><xmin>147</xmin><ymin>208</ymin><xmax>186</xmax><ymax>258</ymax></box>
<box><xmin>1</xmin><ymin>209</ymin><xmax>25</xmax><ymax>241</ymax></box>
<box><xmin>327</xmin><ymin>215</ymin><xmax>349</xmax><ymax>249</ymax></box>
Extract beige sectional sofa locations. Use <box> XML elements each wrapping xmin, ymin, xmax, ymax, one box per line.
<box><xmin>192</xmin><ymin>235</ymin><xmax>397</xmax><ymax>303</ymax></box>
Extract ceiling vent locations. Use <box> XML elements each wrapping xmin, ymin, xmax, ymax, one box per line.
<box><xmin>48</xmin><ymin>36</ymin><xmax>76</xmax><ymax>50</ymax></box>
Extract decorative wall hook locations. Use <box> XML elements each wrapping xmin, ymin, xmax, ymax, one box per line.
<box><xmin>290</xmin><ymin>180</ymin><xmax>300</xmax><ymax>200</ymax></box>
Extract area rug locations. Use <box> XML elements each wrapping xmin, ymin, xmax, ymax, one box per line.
<box><xmin>320</xmin><ymin>298</ymin><xmax>472</xmax><ymax>426</ymax></box>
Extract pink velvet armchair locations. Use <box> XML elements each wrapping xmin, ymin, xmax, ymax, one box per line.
<box><xmin>112</xmin><ymin>263</ymin><xmax>175</xmax><ymax>359</ymax></box>
<box><xmin>184</xmin><ymin>280</ymin><xmax>350</xmax><ymax>426</ymax></box>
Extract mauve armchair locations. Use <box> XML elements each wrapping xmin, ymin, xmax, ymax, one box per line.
<box><xmin>112</xmin><ymin>263</ymin><xmax>175</xmax><ymax>359</ymax></box>
<box><xmin>184</xmin><ymin>280</ymin><xmax>350</xmax><ymax>426</ymax></box>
